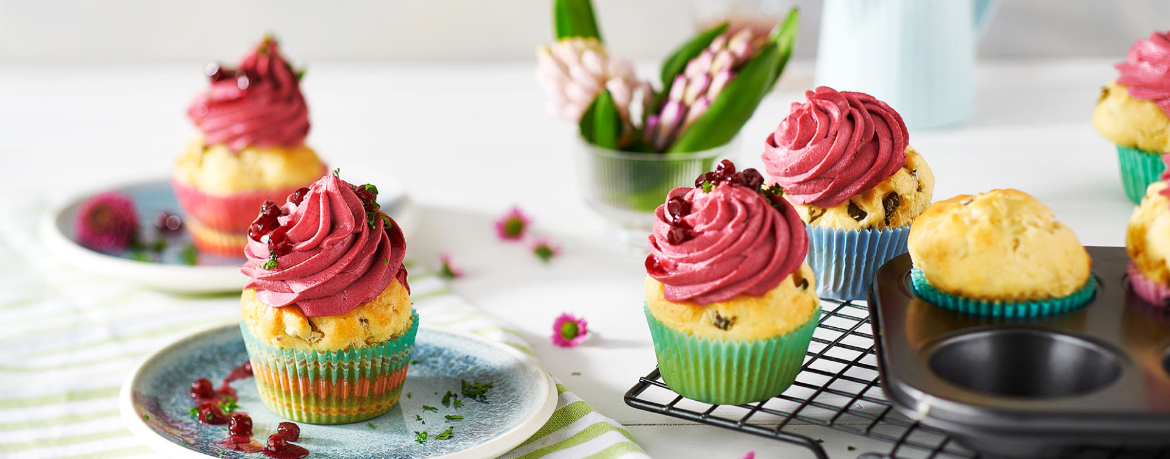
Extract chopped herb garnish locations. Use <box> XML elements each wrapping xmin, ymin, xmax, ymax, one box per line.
<box><xmin>571</xmin><ymin>372</ymin><xmax>581</xmax><ymax>376</ymax></box>
<box><xmin>422</xmin><ymin>405</ymin><xmax>438</xmax><ymax>412</ymax></box>
<box><xmin>461</xmin><ymin>379</ymin><xmax>494</xmax><ymax>402</ymax></box>
<box><xmin>218</xmin><ymin>396</ymin><xmax>238</xmax><ymax>413</ymax></box>
<box><xmin>368</xmin><ymin>422</ymin><xmax>376</xmax><ymax>430</ymax></box>
<box><xmin>132</xmin><ymin>251</ymin><xmax>151</xmax><ymax>262</ymax></box>
<box><xmin>143</xmin><ymin>414</ymin><xmax>150</xmax><ymax>421</ymax></box>
<box><xmin>180</xmin><ymin>242</ymin><xmax>198</xmax><ymax>265</ymax></box>
<box><xmin>442</xmin><ymin>391</ymin><xmax>458</xmax><ymax>406</ymax></box>
<box><xmin>407</xmin><ymin>392</ymin><xmax>412</xmax><ymax>399</ymax></box>
<box><xmin>815</xmin><ymin>438</ymin><xmax>824</xmax><ymax>444</ymax></box>
<box><xmin>188</xmin><ymin>407</ymin><xmax>199</xmax><ymax>417</ymax></box>
<box><xmin>416</xmin><ymin>414</ymin><xmax>424</xmax><ymax>424</ymax></box>
<box><xmin>435</xmin><ymin>426</ymin><xmax>454</xmax><ymax>440</ymax></box>
<box><xmin>445</xmin><ymin>415</ymin><xmax>463</xmax><ymax>421</ymax></box>
<box><xmin>409</xmin><ymin>359</ymin><xmax>420</xmax><ymax>365</ymax></box>
<box><xmin>700</xmin><ymin>181</ymin><xmax>715</xmax><ymax>193</ymax></box>
<box><xmin>262</xmin><ymin>251</ymin><xmax>278</xmax><ymax>270</ymax></box>
<box><xmin>453</xmin><ymin>398</ymin><xmax>463</xmax><ymax>408</ymax></box>
<box><xmin>414</xmin><ymin>430</ymin><xmax>427</xmax><ymax>444</ymax></box>
<box><xmin>333</xmin><ymin>168</ymin><xmax>340</xmax><ymax>176</ymax></box>
<box><xmin>384</xmin><ymin>257</ymin><xmax>389</xmax><ymax>266</ymax></box>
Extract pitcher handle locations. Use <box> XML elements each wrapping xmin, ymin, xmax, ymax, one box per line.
<box><xmin>973</xmin><ymin>0</ymin><xmax>1000</xmax><ymax>41</ymax></box>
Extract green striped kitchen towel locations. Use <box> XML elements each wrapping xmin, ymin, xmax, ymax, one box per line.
<box><xmin>0</xmin><ymin>198</ymin><xmax>648</xmax><ymax>459</ymax></box>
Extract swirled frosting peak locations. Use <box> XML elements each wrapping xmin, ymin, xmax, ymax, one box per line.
<box><xmin>188</xmin><ymin>36</ymin><xmax>311</xmax><ymax>152</ymax></box>
<box><xmin>1116</xmin><ymin>31</ymin><xmax>1170</xmax><ymax>116</ymax></box>
<box><xmin>240</xmin><ymin>173</ymin><xmax>408</xmax><ymax>317</ymax></box>
<box><xmin>761</xmin><ymin>86</ymin><xmax>908</xmax><ymax>208</ymax></box>
<box><xmin>645</xmin><ymin>161</ymin><xmax>808</xmax><ymax>305</ymax></box>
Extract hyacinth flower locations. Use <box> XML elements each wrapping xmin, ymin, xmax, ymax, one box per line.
<box><xmin>535</xmin><ymin>37</ymin><xmax>650</xmax><ymax>133</ymax></box>
<box><xmin>538</xmin><ymin>0</ymin><xmax>799</xmax><ymax>154</ymax></box>
<box><xmin>645</xmin><ymin>28</ymin><xmax>764</xmax><ymax>152</ymax></box>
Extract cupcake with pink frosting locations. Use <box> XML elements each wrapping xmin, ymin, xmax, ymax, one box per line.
<box><xmin>762</xmin><ymin>86</ymin><xmax>935</xmax><ymax>301</ymax></box>
<box><xmin>173</xmin><ymin>35</ymin><xmax>326</xmax><ymax>257</ymax></box>
<box><xmin>238</xmin><ymin>172</ymin><xmax>415</xmax><ymax>424</ymax></box>
<box><xmin>643</xmin><ymin>160</ymin><xmax>820</xmax><ymax>405</ymax></box>
<box><xmin>1093</xmin><ymin>31</ymin><xmax>1170</xmax><ymax>203</ymax></box>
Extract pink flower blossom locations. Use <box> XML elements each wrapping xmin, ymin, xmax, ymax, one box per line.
<box><xmin>551</xmin><ymin>313</ymin><xmax>588</xmax><ymax>348</ymax></box>
<box><xmin>76</xmin><ymin>192</ymin><xmax>139</xmax><ymax>251</ymax></box>
<box><xmin>495</xmin><ymin>207</ymin><xmax>531</xmax><ymax>241</ymax></box>
<box><xmin>530</xmin><ymin>237</ymin><xmax>561</xmax><ymax>264</ymax></box>
<box><xmin>438</xmin><ymin>252</ymin><xmax>463</xmax><ymax>279</ymax></box>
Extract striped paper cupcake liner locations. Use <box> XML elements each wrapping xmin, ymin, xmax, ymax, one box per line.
<box><xmin>240</xmin><ymin>310</ymin><xmax>419</xmax><ymax>424</ymax></box>
<box><xmin>910</xmin><ymin>268</ymin><xmax>1096</xmax><ymax>317</ymax></box>
<box><xmin>644</xmin><ymin>304</ymin><xmax>819</xmax><ymax>406</ymax></box>
<box><xmin>805</xmin><ymin>224</ymin><xmax>910</xmax><ymax>301</ymax></box>
<box><xmin>1116</xmin><ymin>145</ymin><xmax>1166</xmax><ymax>204</ymax></box>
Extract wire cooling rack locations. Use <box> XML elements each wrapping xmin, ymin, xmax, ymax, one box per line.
<box><xmin>624</xmin><ymin>299</ymin><xmax>1170</xmax><ymax>459</ymax></box>
<box><xmin>624</xmin><ymin>299</ymin><xmax>975</xmax><ymax>459</ymax></box>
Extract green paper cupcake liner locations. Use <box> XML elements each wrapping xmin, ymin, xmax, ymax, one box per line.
<box><xmin>1116</xmin><ymin>145</ymin><xmax>1166</xmax><ymax>203</ymax></box>
<box><xmin>240</xmin><ymin>310</ymin><xmax>419</xmax><ymax>424</ymax></box>
<box><xmin>643</xmin><ymin>303</ymin><xmax>820</xmax><ymax>405</ymax></box>
<box><xmin>910</xmin><ymin>269</ymin><xmax>1096</xmax><ymax>317</ymax></box>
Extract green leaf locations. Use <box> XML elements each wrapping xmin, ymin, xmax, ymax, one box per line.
<box><xmin>554</xmin><ymin>0</ymin><xmax>602</xmax><ymax>43</ymax></box>
<box><xmin>658</xmin><ymin>22</ymin><xmax>728</xmax><ymax>97</ymax></box>
<box><xmin>667</xmin><ymin>41</ymin><xmax>782</xmax><ymax>153</ymax></box>
<box><xmin>766</xmin><ymin>8</ymin><xmax>800</xmax><ymax>92</ymax></box>
<box><xmin>579</xmin><ymin>89</ymin><xmax>622</xmax><ymax>149</ymax></box>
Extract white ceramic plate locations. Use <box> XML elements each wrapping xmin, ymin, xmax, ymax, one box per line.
<box><xmin>40</xmin><ymin>172</ymin><xmax>415</xmax><ymax>293</ymax></box>
<box><xmin>120</xmin><ymin>322</ymin><xmax>557</xmax><ymax>459</ymax></box>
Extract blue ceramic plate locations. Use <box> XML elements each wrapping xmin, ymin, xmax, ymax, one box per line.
<box><xmin>40</xmin><ymin>172</ymin><xmax>414</xmax><ymax>293</ymax></box>
<box><xmin>120</xmin><ymin>323</ymin><xmax>557</xmax><ymax>459</ymax></box>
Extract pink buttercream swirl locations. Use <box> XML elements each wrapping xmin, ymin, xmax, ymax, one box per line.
<box><xmin>240</xmin><ymin>174</ymin><xmax>408</xmax><ymax>317</ymax></box>
<box><xmin>761</xmin><ymin>86</ymin><xmax>908</xmax><ymax>208</ymax></box>
<box><xmin>1116</xmin><ymin>31</ymin><xmax>1170</xmax><ymax>117</ymax></box>
<box><xmin>646</xmin><ymin>183</ymin><xmax>808</xmax><ymax>305</ymax></box>
<box><xmin>188</xmin><ymin>37</ymin><xmax>310</xmax><ymax>152</ymax></box>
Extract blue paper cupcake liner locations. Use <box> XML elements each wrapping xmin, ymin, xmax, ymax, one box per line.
<box><xmin>910</xmin><ymin>268</ymin><xmax>1096</xmax><ymax>317</ymax></box>
<box><xmin>805</xmin><ymin>225</ymin><xmax>910</xmax><ymax>301</ymax></box>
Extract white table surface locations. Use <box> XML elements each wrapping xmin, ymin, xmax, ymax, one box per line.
<box><xmin>0</xmin><ymin>59</ymin><xmax>1129</xmax><ymax>459</ymax></box>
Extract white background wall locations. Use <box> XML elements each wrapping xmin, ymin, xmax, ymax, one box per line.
<box><xmin>0</xmin><ymin>0</ymin><xmax>1167</xmax><ymax>65</ymax></box>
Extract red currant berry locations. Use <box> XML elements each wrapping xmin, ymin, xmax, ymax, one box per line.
<box><xmin>228</xmin><ymin>413</ymin><xmax>253</xmax><ymax>437</ymax></box>
<box><xmin>190</xmin><ymin>378</ymin><xmax>214</xmax><ymax>399</ymax></box>
<box><xmin>277</xmin><ymin>422</ymin><xmax>300</xmax><ymax>442</ymax></box>
<box><xmin>266</xmin><ymin>433</ymin><xmax>289</xmax><ymax>451</ymax></box>
<box><xmin>290</xmin><ymin>187</ymin><xmax>310</xmax><ymax>206</ymax></box>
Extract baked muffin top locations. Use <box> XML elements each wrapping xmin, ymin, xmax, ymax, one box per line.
<box><xmin>788</xmin><ymin>147</ymin><xmax>934</xmax><ymax>230</ymax></box>
<box><xmin>1127</xmin><ymin>180</ymin><xmax>1170</xmax><ymax>285</ymax></box>
<box><xmin>908</xmin><ymin>189</ymin><xmax>1091</xmax><ymax>301</ymax></box>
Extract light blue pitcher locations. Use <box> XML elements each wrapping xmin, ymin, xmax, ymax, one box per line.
<box><xmin>815</xmin><ymin>0</ymin><xmax>1000</xmax><ymax>129</ymax></box>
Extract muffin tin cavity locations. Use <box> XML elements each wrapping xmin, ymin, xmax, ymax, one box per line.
<box><xmin>927</xmin><ymin>329</ymin><xmax>1122</xmax><ymax>399</ymax></box>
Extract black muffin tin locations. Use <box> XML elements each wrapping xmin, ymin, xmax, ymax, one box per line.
<box><xmin>869</xmin><ymin>246</ymin><xmax>1170</xmax><ymax>458</ymax></box>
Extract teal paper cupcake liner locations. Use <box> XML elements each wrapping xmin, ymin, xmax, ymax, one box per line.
<box><xmin>1116</xmin><ymin>145</ymin><xmax>1166</xmax><ymax>203</ymax></box>
<box><xmin>910</xmin><ymin>269</ymin><xmax>1096</xmax><ymax>317</ymax></box>
<box><xmin>240</xmin><ymin>311</ymin><xmax>419</xmax><ymax>424</ymax></box>
<box><xmin>643</xmin><ymin>303</ymin><xmax>820</xmax><ymax>405</ymax></box>
<box><xmin>806</xmin><ymin>224</ymin><xmax>910</xmax><ymax>301</ymax></box>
